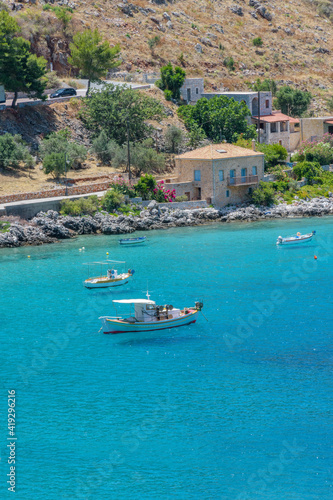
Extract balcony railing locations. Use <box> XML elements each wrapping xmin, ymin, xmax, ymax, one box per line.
<box><xmin>227</xmin><ymin>175</ymin><xmax>259</xmax><ymax>186</ymax></box>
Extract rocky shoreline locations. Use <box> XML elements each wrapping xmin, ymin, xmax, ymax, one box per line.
<box><xmin>1</xmin><ymin>197</ymin><xmax>333</xmax><ymax>248</ymax></box>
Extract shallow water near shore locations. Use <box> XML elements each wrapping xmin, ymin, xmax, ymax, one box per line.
<box><xmin>1</xmin><ymin>216</ymin><xmax>333</xmax><ymax>499</ymax></box>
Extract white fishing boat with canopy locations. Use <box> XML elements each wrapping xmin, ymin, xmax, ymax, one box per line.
<box><xmin>276</xmin><ymin>230</ymin><xmax>316</xmax><ymax>245</ymax></box>
<box><xmin>99</xmin><ymin>294</ymin><xmax>203</xmax><ymax>334</ymax></box>
<box><xmin>83</xmin><ymin>260</ymin><xmax>134</xmax><ymax>289</ymax></box>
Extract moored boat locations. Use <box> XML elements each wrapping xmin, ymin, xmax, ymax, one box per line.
<box><xmin>276</xmin><ymin>230</ymin><xmax>316</xmax><ymax>245</ymax></box>
<box><xmin>99</xmin><ymin>295</ymin><xmax>203</xmax><ymax>334</ymax></box>
<box><xmin>84</xmin><ymin>260</ymin><xmax>134</xmax><ymax>289</ymax></box>
<box><xmin>119</xmin><ymin>236</ymin><xmax>146</xmax><ymax>245</ymax></box>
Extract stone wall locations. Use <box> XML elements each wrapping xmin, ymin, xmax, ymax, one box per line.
<box><xmin>300</xmin><ymin>117</ymin><xmax>333</xmax><ymax>142</ymax></box>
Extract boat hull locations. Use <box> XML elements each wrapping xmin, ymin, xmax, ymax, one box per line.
<box><xmin>119</xmin><ymin>237</ymin><xmax>146</xmax><ymax>245</ymax></box>
<box><xmin>277</xmin><ymin>235</ymin><xmax>313</xmax><ymax>245</ymax></box>
<box><xmin>99</xmin><ymin>310</ymin><xmax>198</xmax><ymax>334</ymax></box>
<box><xmin>84</xmin><ymin>275</ymin><xmax>131</xmax><ymax>289</ymax></box>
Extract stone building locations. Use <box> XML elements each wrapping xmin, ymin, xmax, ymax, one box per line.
<box><xmin>163</xmin><ymin>143</ymin><xmax>265</xmax><ymax>208</ymax></box>
<box><xmin>180</xmin><ymin>78</ymin><xmax>205</xmax><ymax>103</ymax></box>
<box><xmin>201</xmin><ymin>91</ymin><xmax>272</xmax><ymax>117</ymax></box>
<box><xmin>251</xmin><ymin>110</ymin><xmax>300</xmax><ymax>151</ymax></box>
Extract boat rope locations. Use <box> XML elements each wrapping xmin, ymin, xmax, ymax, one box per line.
<box><xmin>97</xmin><ymin>326</ymin><xmax>103</xmax><ymax>333</ymax></box>
<box><xmin>200</xmin><ymin>310</ymin><xmax>209</xmax><ymax>322</ymax></box>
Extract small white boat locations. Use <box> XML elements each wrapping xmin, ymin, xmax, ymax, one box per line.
<box><xmin>83</xmin><ymin>260</ymin><xmax>134</xmax><ymax>289</ymax></box>
<box><xmin>276</xmin><ymin>230</ymin><xmax>316</xmax><ymax>245</ymax></box>
<box><xmin>99</xmin><ymin>295</ymin><xmax>203</xmax><ymax>334</ymax></box>
<box><xmin>119</xmin><ymin>236</ymin><xmax>146</xmax><ymax>245</ymax></box>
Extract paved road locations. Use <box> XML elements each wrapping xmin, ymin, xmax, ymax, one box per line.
<box><xmin>3</xmin><ymin>88</ymin><xmax>87</xmax><ymax>107</ymax></box>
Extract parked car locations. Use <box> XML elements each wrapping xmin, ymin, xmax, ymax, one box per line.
<box><xmin>49</xmin><ymin>88</ymin><xmax>77</xmax><ymax>98</ymax></box>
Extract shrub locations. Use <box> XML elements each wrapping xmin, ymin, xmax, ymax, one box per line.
<box><xmin>0</xmin><ymin>221</ymin><xmax>10</xmax><ymax>233</ymax></box>
<box><xmin>134</xmin><ymin>174</ymin><xmax>156</xmax><ymax>200</ymax></box>
<box><xmin>267</xmin><ymin>165</ymin><xmax>287</xmax><ymax>181</ymax></box>
<box><xmin>251</xmin><ymin>182</ymin><xmax>276</xmax><ymax>206</ymax></box>
<box><xmin>252</xmin><ymin>37</ymin><xmax>263</xmax><ymax>47</ymax></box>
<box><xmin>40</xmin><ymin>130</ymin><xmax>87</xmax><ymax>176</ymax></box>
<box><xmin>60</xmin><ymin>196</ymin><xmax>99</xmax><ymax>216</ymax></box>
<box><xmin>0</xmin><ymin>133</ymin><xmax>34</xmax><ymax>169</ymax></box>
<box><xmin>296</xmin><ymin>137</ymin><xmax>333</xmax><ymax>166</ymax></box>
<box><xmin>293</xmin><ymin>161</ymin><xmax>323</xmax><ymax>184</ymax></box>
<box><xmin>101</xmin><ymin>189</ymin><xmax>125</xmax><ymax>211</ymax></box>
<box><xmin>45</xmin><ymin>71</ymin><xmax>61</xmax><ymax>90</ymax></box>
<box><xmin>164</xmin><ymin>89</ymin><xmax>172</xmax><ymax>101</ymax></box>
<box><xmin>175</xmin><ymin>195</ymin><xmax>189</xmax><ymax>202</ymax></box>
<box><xmin>257</xmin><ymin>143</ymin><xmax>288</xmax><ymax>169</ymax></box>
<box><xmin>147</xmin><ymin>35</ymin><xmax>160</xmax><ymax>53</ymax></box>
<box><xmin>108</xmin><ymin>178</ymin><xmax>136</xmax><ymax>197</ymax></box>
<box><xmin>223</xmin><ymin>57</ymin><xmax>235</xmax><ymax>72</ymax></box>
<box><xmin>155</xmin><ymin>62</ymin><xmax>186</xmax><ymax>100</ymax></box>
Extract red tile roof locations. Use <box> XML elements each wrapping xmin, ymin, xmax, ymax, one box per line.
<box><xmin>252</xmin><ymin>111</ymin><xmax>299</xmax><ymax>124</ymax></box>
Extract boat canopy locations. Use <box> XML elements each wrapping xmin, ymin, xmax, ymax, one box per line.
<box><xmin>113</xmin><ymin>299</ymin><xmax>155</xmax><ymax>305</ymax></box>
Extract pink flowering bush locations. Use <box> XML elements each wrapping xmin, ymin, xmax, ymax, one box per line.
<box><xmin>295</xmin><ymin>135</ymin><xmax>333</xmax><ymax>166</ymax></box>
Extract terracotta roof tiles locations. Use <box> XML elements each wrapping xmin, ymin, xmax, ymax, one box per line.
<box><xmin>175</xmin><ymin>143</ymin><xmax>264</xmax><ymax>160</ymax></box>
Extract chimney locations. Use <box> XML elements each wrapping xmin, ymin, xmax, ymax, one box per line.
<box><xmin>251</xmin><ymin>139</ymin><xmax>256</xmax><ymax>151</ymax></box>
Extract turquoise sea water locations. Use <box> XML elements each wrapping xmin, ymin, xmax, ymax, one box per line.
<box><xmin>1</xmin><ymin>217</ymin><xmax>333</xmax><ymax>500</ymax></box>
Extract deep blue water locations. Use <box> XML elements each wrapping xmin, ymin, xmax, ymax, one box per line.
<box><xmin>1</xmin><ymin>217</ymin><xmax>333</xmax><ymax>500</ymax></box>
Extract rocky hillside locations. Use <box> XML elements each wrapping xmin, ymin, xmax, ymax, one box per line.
<box><xmin>3</xmin><ymin>0</ymin><xmax>333</xmax><ymax>114</ymax></box>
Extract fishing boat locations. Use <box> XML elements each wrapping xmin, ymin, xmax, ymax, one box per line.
<box><xmin>119</xmin><ymin>236</ymin><xmax>146</xmax><ymax>245</ymax></box>
<box><xmin>276</xmin><ymin>230</ymin><xmax>316</xmax><ymax>245</ymax></box>
<box><xmin>83</xmin><ymin>260</ymin><xmax>134</xmax><ymax>289</ymax></box>
<box><xmin>99</xmin><ymin>294</ymin><xmax>203</xmax><ymax>334</ymax></box>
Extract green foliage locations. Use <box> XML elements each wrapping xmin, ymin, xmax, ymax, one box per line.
<box><xmin>81</xmin><ymin>84</ymin><xmax>164</xmax><ymax>145</ymax></box>
<box><xmin>187</xmin><ymin>122</ymin><xmax>206</xmax><ymax>149</ymax></box>
<box><xmin>293</xmin><ymin>161</ymin><xmax>323</xmax><ymax>184</ymax></box>
<box><xmin>326</xmin><ymin>96</ymin><xmax>333</xmax><ymax>112</ymax></box>
<box><xmin>0</xmin><ymin>220</ymin><xmax>10</xmax><ymax>233</ymax></box>
<box><xmin>165</xmin><ymin>125</ymin><xmax>184</xmax><ymax>153</ymax></box>
<box><xmin>60</xmin><ymin>196</ymin><xmax>99</xmax><ymax>216</ymax></box>
<box><xmin>134</xmin><ymin>174</ymin><xmax>156</xmax><ymax>200</ymax></box>
<box><xmin>164</xmin><ymin>89</ymin><xmax>172</xmax><ymax>101</ymax></box>
<box><xmin>108</xmin><ymin>178</ymin><xmax>136</xmax><ymax>197</ymax></box>
<box><xmin>175</xmin><ymin>195</ymin><xmax>189</xmax><ymax>202</ymax></box>
<box><xmin>101</xmin><ymin>189</ymin><xmax>125</xmax><ymax>211</ymax></box>
<box><xmin>274</xmin><ymin>86</ymin><xmax>312</xmax><ymax>117</ymax></box>
<box><xmin>0</xmin><ymin>133</ymin><xmax>34</xmax><ymax>169</ymax></box>
<box><xmin>45</xmin><ymin>71</ymin><xmax>61</xmax><ymax>90</ymax></box>
<box><xmin>251</xmin><ymin>181</ymin><xmax>276</xmax><ymax>206</ymax></box>
<box><xmin>295</xmin><ymin>136</ymin><xmax>333</xmax><ymax>165</ymax></box>
<box><xmin>233</xmin><ymin>136</ymin><xmax>253</xmax><ymax>149</ymax></box>
<box><xmin>68</xmin><ymin>29</ymin><xmax>121</xmax><ymax>95</ymax></box>
<box><xmin>223</xmin><ymin>57</ymin><xmax>235</xmax><ymax>72</ymax></box>
<box><xmin>155</xmin><ymin>62</ymin><xmax>186</xmax><ymax>100</ymax></box>
<box><xmin>147</xmin><ymin>35</ymin><xmax>160</xmax><ymax>53</ymax></box>
<box><xmin>43</xmin><ymin>4</ymin><xmax>73</xmax><ymax>27</ymax></box>
<box><xmin>267</xmin><ymin>165</ymin><xmax>287</xmax><ymax>181</ymax></box>
<box><xmin>252</xmin><ymin>37</ymin><xmax>263</xmax><ymax>47</ymax></box>
<box><xmin>249</xmin><ymin>78</ymin><xmax>277</xmax><ymax>96</ymax></box>
<box><xmin>256</xmin><ymin>143</ymin><xmax>288</xmax><ymax>169</ymax></box>
<box><xmin>178</xmin><ymin>95</ymin><xmax>255</xmax><ymax>143</ymax></box>
<box><xmin>0</xmin><ymin>11</ymin><xmax>47</xmax><ymax>108</ymax></box>
<box><xmin>40</xmin><ymin>130</ymin><xmax>87</xmax><ymax>177</ymax></box>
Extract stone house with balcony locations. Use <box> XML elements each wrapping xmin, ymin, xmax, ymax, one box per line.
<box><xmin>163</xmin><ymin>143</ymin><xmax>265</xmax><ymax>208</ymax></box>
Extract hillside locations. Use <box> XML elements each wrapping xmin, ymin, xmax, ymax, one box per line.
<box><xmin>3</xmin><ymin>0</ymin><xmax>333</xmax><ymax>114</ymax></box>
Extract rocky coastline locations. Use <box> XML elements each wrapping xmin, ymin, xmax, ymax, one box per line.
<box><xmin>1</xmin><ymin>197</ymin><xmax>333</xmax><ymax>248</ymax></box>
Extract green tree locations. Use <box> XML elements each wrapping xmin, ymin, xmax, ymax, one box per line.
<box><xmin>81</xmin><ymin>84</ymin><xmax>164</xmax><ymax>145</ymax></box>
<box><xmin>134</xmin><ymin>174</ymin><xmax>156</xmax><ymax>200</ymax></box>
<box><xmin>187</xmin><ymin>122</ymin><xmax>206</xmax><ymax>149</ymax></box>
<box><xmin>256</xmin><ymin>143</ymin><xmax>288</xmax><ymax>170</ymax></box>
<box><xmin>178</xmin><ymin>95</ymin><xmax>255</xmax><ymax>143</ymax></box>
<box><xmin>156</xmin><ymin>62</ymin><xmax>186</xmax><ymax>100</ymax></box>
<box><xmin>274</xmin><ymin>86</ymin><xmax>312</xmax><ymax>117</ymax></box>
<box><xmin>147</xmin><ymin>35</ymin><xmax>160</xmax><ymax>55</ymax></box>
<box><xmin>0</xmin><ymin>11</ymin><xmax>47</xmax><ymax>108</ymax></box>
<box><xmin>68</xmin><ymin>29</ymin><xmax>121</xmax><ymax>96</ymax></box>
<box><xmin>165</xmin><ymin>125</ymin><xmax>184</xmax><ymax>153</ymax></box>
<box><xmin>252</xmin><ymin>37</ymin><xmax>263</xmax><ymax>47</ymax></box>
<box><xmin>40</xmin><ymin>130</ymin><xmax>87</xmax><ymax>177</ymax></box>
<box><xmin>0</xmin><ymin>133</ymin><xmax>34</xmax><ymax>169</ymax></box>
